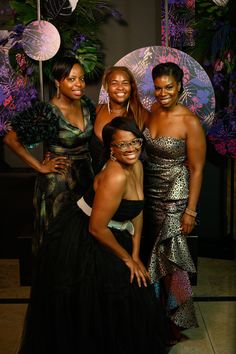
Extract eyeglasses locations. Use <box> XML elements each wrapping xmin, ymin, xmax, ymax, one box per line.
<box><xmin>111</xmin><ymin>138</ymin><xmax>143</xmax><ymax>152</ymax></box>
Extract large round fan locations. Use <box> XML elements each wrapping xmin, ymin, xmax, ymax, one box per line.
<box><xmin>22</xmin><ymin>20</ymin><xmax>61</xmax><ymax>61</ymax></box>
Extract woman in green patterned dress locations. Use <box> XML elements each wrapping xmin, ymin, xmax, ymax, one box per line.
<box><xmin>3</xmin><ymin>56</ymin><xmax>95</xmax><ymax>254</ymax></box>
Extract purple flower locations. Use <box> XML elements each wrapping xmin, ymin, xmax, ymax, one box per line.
<box><xmin>168</xmin><ymin>0</ymin><xmax>186</xmax><ymax>4</ymax></box>
<box><xmin>212</xmin><ymin>72</ymin><xmax>225</xmax><ymax>90</ymax></box>
<box><xmin>0</xmin><ymin>87</ymin><xmax>4</xmax><ymax>105</ymax></box>
<box><xmin>214</xmin><ymin>59</ymin><xmax>224</xmax><ymax>72</ymax></box>
<box><xmin>26</xmin><ymin>66</ymin><xmax>34</xmax><ymax>76</ymax></box>
<box><xmin>72</xmin><ymin>34</ymin><xmax>87</xmax><ymax>52</ymax></box>
<box><xmin>0</xmin><ymin>115</ymin><xmax>10</xmax><ymax>136</ymax></box>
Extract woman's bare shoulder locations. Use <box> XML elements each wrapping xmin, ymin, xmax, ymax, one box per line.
<box><xmin>96</xmin><ymin>103</ymin><xmax>106</xmax><ymax>114</ymax></box>
<box><xmin>95</xmin><ymin>162</ymin><xmax>127</xmax><ymax>189</ymax></box>
<box><xmin>150</xmin><ymin>102</ymin><xmax>160</xmax><ymax>113</ymax></box>
<box><xmin>179</xmin><ymin>107</ymin><xmax>205</xmax><ymax>138</ymax></box>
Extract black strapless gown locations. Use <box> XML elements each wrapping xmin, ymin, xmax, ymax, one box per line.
<box><xmin>18</xmin><ymin>193</ymin><xmax>169</xmax><ymax>354</ymax></box>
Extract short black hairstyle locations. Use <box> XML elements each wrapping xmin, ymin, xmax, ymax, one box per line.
<box><xmin>52</xmin><ymin>56</ymin><xmax>84</xmax><ymax>81</ymax></box>
<box><xmin>102</xmin><ymin>116</ymin><xmax>144</xmax><ymax>160</ymax></box>
<box><xmin>152</xmin><ymin>62</ymin><xmax>184</xmax><ymax>94</ymax></box>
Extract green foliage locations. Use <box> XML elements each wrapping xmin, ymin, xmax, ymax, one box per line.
<box><xmin>75</xmin><ymin>41</ymin><xmax>99</xmax><ymax>75</ymax></box>
<box><xmin>9</xmin><ymin>0</ymin><xmax>36</xmax><ymax>24</ymax></box>
<box><xmin>189</xmin><ymin>0</ymin><xmax>236</xmax><ymax>70</ymax></box>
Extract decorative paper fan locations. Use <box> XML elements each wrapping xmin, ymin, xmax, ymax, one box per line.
<box><xmin>22</xmin><ymin>20</ymin><xmax>61</xmax><ymax>61</ymax></box>
<box><xmin>99</xmin><ymin>46</ymin><xmax>216</xmax><ymax>132</ymax></box>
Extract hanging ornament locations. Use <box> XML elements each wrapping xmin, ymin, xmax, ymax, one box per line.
<box><xmin>22</xmin><ymin>20</ymin><xmax>61</xmax><ymax>61</ymax></box>
<box><xmin>211</xmin><ymin>0</ymin><xmax>229</xmax><ymax>6</ymax></box>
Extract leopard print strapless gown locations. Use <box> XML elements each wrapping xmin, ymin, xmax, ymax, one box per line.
<box><xmin>143</xmin><ymin>127</ymin><xmax>198</xmax><ymax>329</ymax></box>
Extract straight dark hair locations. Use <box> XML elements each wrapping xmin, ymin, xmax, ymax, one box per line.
<box><xmin>52</xmin><ymin>56</ymin><xmax>84</xmax><ymax>81</ymax></box>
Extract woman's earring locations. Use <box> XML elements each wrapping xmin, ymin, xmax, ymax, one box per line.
<box><xmin>56</xmin><ymin>85</ymin><xmax>60</xmax><ymax>99</ymax></box>
<box><xmin>107</xmin><ymin>100</ymin><xmax>111</xmax><ymax>114</ymax></box>
<box><xmin>126</xmin><ymin>99</ymin><xmax>130</xmax><ymax>112</ymax></box>
<box><xmin>110</xmin><ymin>151</ymin><xmax>116</xmax><ymax>161</ymax></box>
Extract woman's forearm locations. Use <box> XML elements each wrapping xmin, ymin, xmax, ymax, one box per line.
<box><xmin>187</xmin><ymin>169</ymin><xmax>203</xmax><ymax>211</ymax></box>
<box><xmin>131</xmin><ymin>212</ymin><xmax>143</xmax><ymax>258</ymax></box>
<box><xmin>89</xmin><ymin>225</ymin><xmax>132</xmax><ymax>263</ymax></box>
<box><xmin>3</xmin><ymin>131</ymin><xmax>43</xmax><ymax>172</ymax></box>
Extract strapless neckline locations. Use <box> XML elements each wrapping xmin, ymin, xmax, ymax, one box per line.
<box><xmin>144</xmin><ymin>127</ymin><xmax>185</xmax><ymax>142</ymax></box>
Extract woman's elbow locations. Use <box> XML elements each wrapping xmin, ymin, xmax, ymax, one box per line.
<box><xmin>89</xmin><ymin>222</ymin><xmax>100</xmax><ymax>238</ymax></box>
<box><xmin>188</xmin><ymin>165</ymin><xmax>204</xmax><ymax>179</ymax></box>
<box><xmin>3</xmin><ymin>131</ymin><xmax>17</xmax><ymax>148</ymax></box>
<box><xmin>3</xmin><ymin>133</ymin><xmax>11</xmax><ymax>146</ymax></box>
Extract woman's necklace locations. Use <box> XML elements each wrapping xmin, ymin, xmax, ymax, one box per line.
<box><xmin>107</xmin><ymin>101</ymin><xmax>129</xmax><ymax>115</ymax></box>
<box><xmin>110</xmin><ymin>107</ymin><xmax>127</xmax><ymax>114</ymax></box>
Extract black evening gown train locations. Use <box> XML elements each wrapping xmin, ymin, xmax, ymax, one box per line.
<box><xmin>18</xmin><ymin>189</ymin><xmax>169</xmax><ymax>354</ymax></box>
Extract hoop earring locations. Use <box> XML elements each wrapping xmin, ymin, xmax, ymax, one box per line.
<box><xmin>126</xmin><ymin>99</ymin><xmax>130</xmax><ymax>112</ymax></box>
<box><xmin>107</xmin><ymin>100</ymin><xmax>111</xmax><ymax>114</ymax></box>
<box><xmin>56</xmin><ymin>85</ymin><xmax>60</xmax><ymax>99</ymax></box>
<box><xmin>110</xmin><ymin>151</ymin><xmax>116</xmax><ymax>161</ymax></box>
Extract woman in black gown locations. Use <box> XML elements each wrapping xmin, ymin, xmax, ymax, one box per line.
<box><xmin>4</xmin><ymin>56</ymin><xmax>95</xmax><ymax>254</ymax></box>
<box><xmin>18</xmin><ymin>116</ymin><xmax>169</xmax><ymax>354</ymax></box>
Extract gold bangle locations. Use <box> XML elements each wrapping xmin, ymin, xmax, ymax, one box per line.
<box><xmin>185</xmin><ymin>207</ymin><xmax>197</xmax><ymax>217</ymax></box>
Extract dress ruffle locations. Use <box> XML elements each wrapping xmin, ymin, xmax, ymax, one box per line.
<box><xmin>143</xmin><ymin>128</ymin><xmax>198</xmax><ymax>330</ymax></box>
<box><xmin>10</xmin><ymin>101</ymin><xmax>59</xmax><ymax>146</ymax></box>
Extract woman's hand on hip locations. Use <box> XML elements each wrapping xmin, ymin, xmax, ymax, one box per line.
<box><xmin>41</xmin><ymin>154</ymin><xmax>70</xmax><ymax>175</ymax></box>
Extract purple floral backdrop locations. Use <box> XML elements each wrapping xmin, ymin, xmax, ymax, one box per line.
<box><xmin>161</xmin><ymin>0</ymin><xmax>195</xmax><ymax>48</ymax></box>
<box><xmin>161</xmin><ymin>0</ymin><xmax>236</xmax><ymax>158</ymax></box>
<box><xmin>0</xmin><ymin>33</ymin><xmax>38</xmax><ymax>136</ymax></box>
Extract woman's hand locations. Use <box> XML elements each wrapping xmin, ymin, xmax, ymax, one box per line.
<box><xmin>41</xmin><ymin>152</ymin><xmax>70</xmax><ymax>175</ymax></box>
<box><xmin>124</xmin><ymin>257</ymin><xmax>149</xmax><ymax>288</ymax></box>
<box><xmin>180</xmin><ymin>213</ymin><xmax>196</xmax><ymax>235</ymax></box>
<box><xmin>132</xmin><ymin>256</ymin><xmax>151</xmax><ymax>282</ymax></box>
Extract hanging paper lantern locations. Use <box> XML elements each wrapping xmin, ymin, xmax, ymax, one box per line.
<box><xmin>22</xmin><ymin>20</ymin><xmax>61</xmax><ymax>61</ymax></box>
<box><xmin>212</xmin><ymin>0</ymin><xmax>229</xmax><ymax>6</ymax></box>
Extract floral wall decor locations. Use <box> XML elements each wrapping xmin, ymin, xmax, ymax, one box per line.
<box><xmin>161</xmin><ymin>0</ymin><xmax>195</xmax><ymax>49</ymax></box>
<box><xmin>191</xmin><ymin>0</ymin><xmax>236</xmax><ymax>158</ymax></box>
<box><xmin>161</xmin><ymin>0</ymin><xmax>236</xmax><ymax>158</ymax></box>
<box><xmin>0</xmin><ymin>35</ymin><xmax>37</xmax><ymax>136</ymax></box>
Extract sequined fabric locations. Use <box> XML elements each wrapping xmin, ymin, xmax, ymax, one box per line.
<box><xmin>143</xmin><ymin>127</ymin><xmax>198</xmax><ymax>329</ymax></box>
